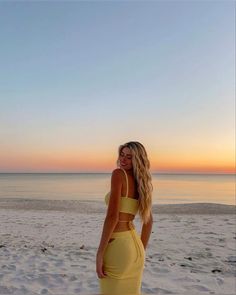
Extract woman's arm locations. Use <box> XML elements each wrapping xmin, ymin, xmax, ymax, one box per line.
<box><xmin>96</xmin><ymin>169</ymin><xmax>123</xmax><ymax>256</ymax></box>
<box><xmin>140</xmin><ymin>212</ymin><xmax>153</xmax><ymax>250</ymax></box>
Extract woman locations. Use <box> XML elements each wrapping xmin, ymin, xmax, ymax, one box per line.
<box><xmin>96</xmin><ymin>141</ymin><xmax>153</xmax><ymax>295</ymax></box>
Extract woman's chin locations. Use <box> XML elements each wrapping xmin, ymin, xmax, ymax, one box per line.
<box><xmin>120</xmin><ymin>164</ymin><xmax>127</xmax><ymax>168</ymax></box>
<box><xmin>120</xmin><ymin>165</ymin><xmax>132</xmax><ymax>170</ymax></box>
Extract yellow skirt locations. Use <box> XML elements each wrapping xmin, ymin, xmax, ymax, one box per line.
<box><xmin>99</xmin><ymin>223</ymin><xmax>145</xmax><ymax>295</ymax></box>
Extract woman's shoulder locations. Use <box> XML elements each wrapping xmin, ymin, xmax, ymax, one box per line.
<box><xmin>110</xmin><ymin>168</ymin><xmax>124</xmax><ymax>185</ymax></box>
<box><xmin>111</xmin><ymin>168</ymin><xmax>123</xmax><ymax>177</ymax></box>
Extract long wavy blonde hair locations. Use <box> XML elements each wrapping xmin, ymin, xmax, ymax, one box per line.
<box><xmin>117</xmin><ymin>141</ymin><xmax>153</xmax><ymax>224</ymax></box>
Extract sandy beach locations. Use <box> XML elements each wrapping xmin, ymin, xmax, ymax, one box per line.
<box><xmin>0</xmin><ymin>199</ymin><xmax>235</xmax><ymax>295</ymax></box>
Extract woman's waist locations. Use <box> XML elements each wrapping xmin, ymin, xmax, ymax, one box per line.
<box><xmin>113</xmin><ymin>219</ymin><xmax>135</xmax><ymax>232</ymax></box>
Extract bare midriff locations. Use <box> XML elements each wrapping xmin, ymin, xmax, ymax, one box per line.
<box><xmin>113</xmin><ymin>212</ymin><xmax>135</xmax><ymax>232</ymax></box>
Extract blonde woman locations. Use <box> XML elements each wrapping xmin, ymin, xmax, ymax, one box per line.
<box><xmin>96</xmin><ymin>141</ymin><xmax>153</xmax><ymax>295</ymax></box>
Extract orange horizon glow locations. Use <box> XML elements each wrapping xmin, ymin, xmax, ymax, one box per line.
<box><xmin>1</xmin><ymin>2</ymin><xmax>234</xmax><ymax>179</ymax></box>
<box><xmin>0</xmin><ymin>154</ymin><xmax>235</xmax><ymax>174</ymax></box>
<box><xmin>1</xmin><ymin>144</ymin><xmax>235</xmax><ymax>173</ymax></box>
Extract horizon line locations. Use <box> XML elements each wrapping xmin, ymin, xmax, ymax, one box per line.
<box><xmin>0</xmin><ymin>171</ymin><xmax>235</xmax><ymax>175</ymax></box>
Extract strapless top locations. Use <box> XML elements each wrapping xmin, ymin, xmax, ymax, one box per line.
<box><xmin>105</xmin><ymin>192</ymin><xmax>139</xmax><ymax>215</ymax></box>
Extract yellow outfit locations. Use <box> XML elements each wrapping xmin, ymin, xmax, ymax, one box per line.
<box><xmin>99</xmin><ymin>168</ymin><xmax>145</xmax><ymax>295</ymax></box>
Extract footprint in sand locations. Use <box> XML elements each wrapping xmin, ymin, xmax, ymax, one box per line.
<box><xmin>216</xmin><ymin>277</ymin><xmax>224</xmax><ymax>285</ymax></box>
<box><xmin>87</xmin><ymin>278</ymin><xmax>98</xmax><ymax>288</ymax></box>
<box><xmin>184</xmin><ymin>284</ymin><xmax>210</xmax><ymax>292</ymax></box>
<box><xmin>54</xmin><ymin>260</ymin><xmax>64</xmax><ymax>267</ymax></box>
<box><xmin>69</xmin><ymin>275</ymin><xmax>78</xmax><ymax>281</ymax></box>
<box><xmin>143</xmin><ymin>287</ymin><xmax>174</xmax><ymax>294</ymax></box>
<box><xmin>226</xmin><ymin>256</ymin><xmax>236</xmax><ymax>263</ymax></box>
<box><xmin>151</xmin><ymin>267</ymin><xmax>169</xmax><ymax>273</ymax></box>
<box><xmin>37</xmin><ymin>275</ymin><xmax>50</xmax><ymax>286</ymax></box>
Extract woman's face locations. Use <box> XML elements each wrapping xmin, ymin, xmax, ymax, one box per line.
<box><xmin>119</xmin><ymin>147</ymin><xmax>133</xmax><ymax>170</ymax></box>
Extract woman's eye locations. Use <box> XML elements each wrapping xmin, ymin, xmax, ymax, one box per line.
<box><xmin>120</xmin><ymin>153</ymin><xmax>131</xmax><ymax>159</ymax></box>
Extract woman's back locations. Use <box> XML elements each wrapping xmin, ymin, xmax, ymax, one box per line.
<box><xmin>105</xmin><ymin>168</ymin><xmax>139</xmax><ymax>231</ymax></box>
<box><xmin>97</xmin><ymin>141</ymin><xmax>153</xmax><ymax>295</ymax></box>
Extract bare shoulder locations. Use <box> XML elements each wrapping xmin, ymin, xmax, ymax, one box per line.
<box><xmin>111</xmin><ymin>168</ymin><xmax>123</xmax><ymax>177</ymax></box>
<box><xmin>106</xmin><ymin>169</ymin><xmax>123</xmax><ymax>218</ymax></box>
<box><xmin>110</xmin><ymin>168</ymin><xmax>123</xmax><ymax>187</ymax></box>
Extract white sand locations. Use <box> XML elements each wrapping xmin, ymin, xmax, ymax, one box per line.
<box><xmin>0</xmin><ymin>199</ymin><xmax>235</xmax><ymax>295</ymax></box>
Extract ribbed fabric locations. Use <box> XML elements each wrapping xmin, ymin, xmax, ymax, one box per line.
<box><xmin>105</xmin><ymin>192</ymin><xmax>139</xmax><ymax>215</ymax></box>
<box><xmin>101</xmin><ymin>168</ymin><xmax>145</xmax><ymax>294</ymax></box>
<box><xmin>104</xmin><ymin>168</ymin><xmax>139</xmax><ymax>215</ymax></box>
<box><xmin>99</xmin><ymin>221</ymin><xmax>145</xmax><ymax>295</ymax></box>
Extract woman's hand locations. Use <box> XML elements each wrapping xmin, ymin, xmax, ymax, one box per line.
<box><xmin>96</xmin><ymin>252</ymin><xmax>107</xmax><ymax>279</ymax></box>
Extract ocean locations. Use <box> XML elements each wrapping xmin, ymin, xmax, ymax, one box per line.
<box><xmin>0</xmin><ymin>173</ymin><xmax>234</xmax><ymax>205</ymax></box>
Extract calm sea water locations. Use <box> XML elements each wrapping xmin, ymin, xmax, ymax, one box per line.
<box><xmin>0</xmin><ymin>173</ymin><xmax>235</xmax><ymax>205</ymax></box>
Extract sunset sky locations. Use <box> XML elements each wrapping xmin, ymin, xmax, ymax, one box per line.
<box><xmin>0</xmin><ymin>1</ymin><xmax>235</xmax><ymax>173</ymax></box>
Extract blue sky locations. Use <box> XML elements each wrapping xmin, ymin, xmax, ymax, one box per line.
<box><xmin>0</xmin><ymin>0</ymin><xmax>235</xmax><ymax>172</ymax></box>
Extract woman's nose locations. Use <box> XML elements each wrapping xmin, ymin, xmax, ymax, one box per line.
<box><xmin>120</xmin><ymin>156</ymin><xmax>127</xmax><ymax>162</ymax></box>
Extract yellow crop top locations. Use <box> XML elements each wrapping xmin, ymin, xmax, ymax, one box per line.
<box><xmin>104</xmin><ymin>168</ymin><xmax>139</xmax><ymax>215</ymax></box>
